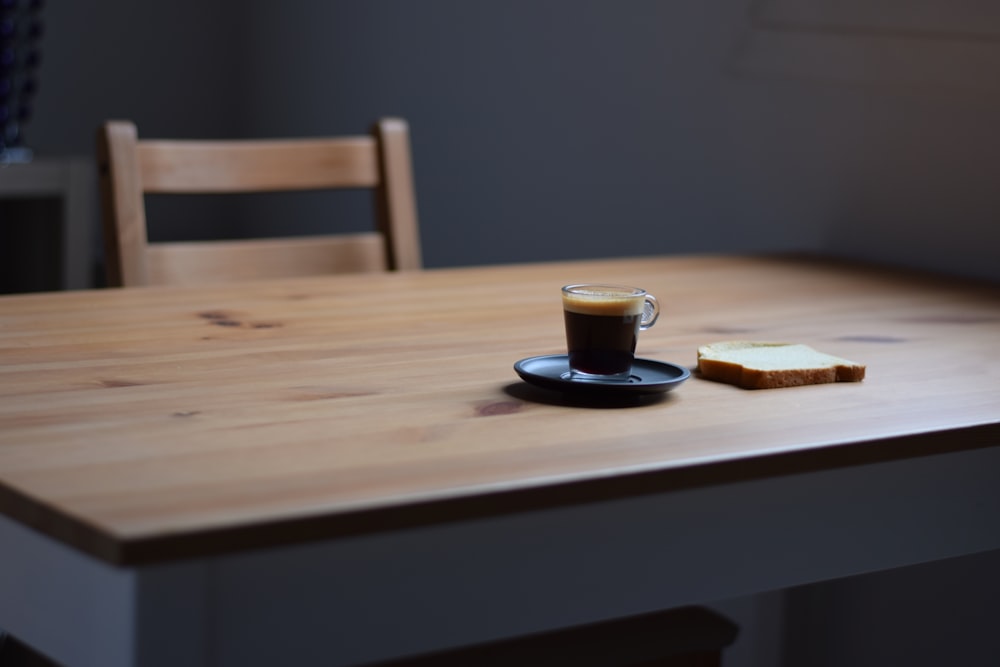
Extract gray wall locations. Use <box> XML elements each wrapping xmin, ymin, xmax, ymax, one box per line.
<box><xmin>27</xmin><ymin>0</ymin><xmax>1000</xmax><ymax>280</ymax></box>
<box><xmin>17</xmin><ymin>2</ymin><xmax>1000</xmax><ymax>665</ymax></box>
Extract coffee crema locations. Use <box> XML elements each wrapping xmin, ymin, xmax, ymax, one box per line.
<box><xmin>561</xmin><ymin>292</ymin><xmax>646</xmax><ymax>317</ymax></box>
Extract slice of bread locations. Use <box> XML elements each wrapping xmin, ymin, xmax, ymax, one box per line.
<box><xmin>697</xmin><ymin>341</ymin><xmax>866</xmax><ymax>389</ymax></box>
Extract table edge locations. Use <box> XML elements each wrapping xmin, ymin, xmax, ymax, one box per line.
<box><xmin>4</xmin><ymin>422</ymin><xmax>994</xmax><ymax>567</ymax></box>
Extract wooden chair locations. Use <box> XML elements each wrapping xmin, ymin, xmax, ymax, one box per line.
<box><xmin>96</xmin><ymin>118</ymin><xmax>422</xmax><ymax>287</ymax></box>
<box><xmin>365</xmin><ymin>606</ymin><xmax>739</xmax><ymax>667</ymax></box>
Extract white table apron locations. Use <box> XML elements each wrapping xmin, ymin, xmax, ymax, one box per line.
<box><xmin>4</xmin><ymin>441</ymin><xmax>999</xmax><ymax>667</ymax></box>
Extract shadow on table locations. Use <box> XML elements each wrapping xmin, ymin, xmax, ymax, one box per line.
<box><xmin>503</xmin><ymin>381</ymin><xmax>677</xmax><ymax>409</ymax></box>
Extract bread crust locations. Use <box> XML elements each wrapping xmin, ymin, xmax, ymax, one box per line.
<box><xmin>697</xmin><ymin>342</ymin><xmax>865</xmax><ymax>390</ymax></box>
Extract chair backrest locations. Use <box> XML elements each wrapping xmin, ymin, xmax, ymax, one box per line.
<box><xmin>97</xmin><ymin>118</ymin><xmax>422</xmax><ymax>287</ymax></box>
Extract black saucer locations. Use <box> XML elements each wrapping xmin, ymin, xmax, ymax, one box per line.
<box><xmin>513</xmin><ymin>355</ymin><xmax>690</xmax><ymax>395</ymax></box>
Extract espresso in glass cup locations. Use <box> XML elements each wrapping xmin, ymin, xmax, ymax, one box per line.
<box><xmin>561</xmin><ymin>284</ymin><xmax>660</xmax><ymax>381</ymax></box>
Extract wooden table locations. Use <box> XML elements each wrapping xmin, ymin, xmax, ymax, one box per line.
<box><xmin>1</xmin><ymin>254</ymin><xmax>998</xmax><ymax>666</ymax></box>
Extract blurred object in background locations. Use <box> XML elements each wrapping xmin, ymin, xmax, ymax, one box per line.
<box><xmin>0</xmin><ymin>0</ymin><xmax>43</xmax><ymax>164</ymax></box>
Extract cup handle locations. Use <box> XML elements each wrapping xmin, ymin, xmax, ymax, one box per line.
<box><xmin>640</xmin><ymin>294</ymin><xmax>659</xmax><ymax>330</ymax></box>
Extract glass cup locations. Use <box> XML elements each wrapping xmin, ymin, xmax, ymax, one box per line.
<box><xmin>561</xmin><ymin>284</ymin><xmax>660</xmax><ymax>381</ymax></box>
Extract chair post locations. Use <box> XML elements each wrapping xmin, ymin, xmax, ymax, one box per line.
<box><xmin>373</xmin><ymin>118</ymin><xmax>422</xmax><ymax>271</ymax></box>
<box><xmin>97</xmin><ymin>121</ymin><xmax>152</xmax><ymax>287</ymax></box>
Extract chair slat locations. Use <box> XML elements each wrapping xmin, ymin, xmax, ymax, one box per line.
<box><xmin>137</xmin><ymin>138</ymin><xmax>379</xmax><ymax>193</ymax></box>
<box><xmin>148</xmin><ymin>234</ymin><xmax>387</xmax><ymax>286</ymax></box>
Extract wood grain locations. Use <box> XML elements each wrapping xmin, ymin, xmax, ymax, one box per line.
<box><xmin>137</xmin><ymin>137</ymin><xmax>379</xmax><ymax>192</ymax></box>
<box><xmin>1</xmin><ymin>254</ymin><xmax>998</xmax><ymax>564</ymax></box>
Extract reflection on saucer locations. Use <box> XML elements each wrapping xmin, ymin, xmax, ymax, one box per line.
<box><xmin>514</xmin><ymin>355</ymin><xmax>690</xmax><ymax>395</ymax></box>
